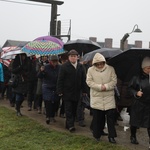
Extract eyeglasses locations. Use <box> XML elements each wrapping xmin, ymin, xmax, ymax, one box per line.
<box><xmin>94</xmin><ymin>62</ymin><xmax>105</xmax><ymax>67</ymax></box>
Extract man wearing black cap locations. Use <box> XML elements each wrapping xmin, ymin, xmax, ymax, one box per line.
<box><xmin>57</xmin><ymin>49</ymin><xmax>87</xmax><ymax>132</ymax></box>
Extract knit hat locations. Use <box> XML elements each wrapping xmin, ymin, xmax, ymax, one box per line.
<box><xmin>49</xmin><ymin>55</ymin><xmax>59</xmax><ymax>61</ymax></box>
<box><xmin>68</xmin><ymin>50</ymin><xmax>78</xmax><ymax>56</ymax></box>
<box><xmin>141</xmin><ymin>57</ymin><xmax>150</xmax><ymax>68</ymax></box>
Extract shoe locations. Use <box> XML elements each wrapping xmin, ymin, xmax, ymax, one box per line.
<box><xmin>28</xmin><ymin>107</ymin><xmax>32</xmax><ymax>111</ymax></box>
<box><xmin>50</xmin><ymin>118</ymin><xmax>56</xmax><ymax>122</ymax></box>
<box><xmin>69</xmin><ymin>127</ymin><xmax>76</xmax><ymax>132</ymax></box>
<box><xmin>101</xmin><ymin>131</ymin><xmax>108</xmax><ymax>136</ymax></box>
<box><xmin>79</xmin><ymin>121</ymin><xmax>86</xmax><ymax>127</ymax></box>
<box><xmin>16</xmin><ymin>112</ymin><xmax>23</xmax><ymax>116</ymax></box>
<box><xmin>130</xmin><ymin>136</ymin><xmax>139</xmax><ymax>144</ymax></box>
<box><xmin>59</xmin><ymin>114</ymin><xmax>65</xmax><ymax>118</ymax></box>
<box><xmin>94</xmin><ymin>137</ymin><xmax>100</xmax><ymax>142</ymax></box>
<box><xmin>108</xmin><ymin>137</ymin><xmax>116</xmax><ymax>144</ymax></box>
<box><xmin>46</xmin><ymin>118</ymin><xmax>50</xmax><ymax>124</ymax></box>
<box><xmin>117</xmin><ymin>115</ymin><xmax>123</xmax><ymax>121</ymax></box>
<box><xmin>38</xmin><ymin>110</ymin><xmax>41</xmax><ymax>114</ymax></box>
<box><xmin>38</xmin><ymin>108</ymin><xmax>42</xmax><ymax>114</ymax></box>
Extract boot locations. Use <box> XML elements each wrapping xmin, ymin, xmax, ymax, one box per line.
<box><xmin>16</xmin><ymin>112</ymin><xmax>23</xmax><ymax>116</ymax></box>
<box><xmin>130</xmin><ymin>126</ymin><xmax>138</xmax><ymax>144</ymax></box>
<box><xmin>38</xmin><ymin>107</ymin><xmax>42</xmax><ymax>114</ymax></box>
<box><xmin>16</xmin><ymin>101</ymin><xmax>23</xmax><ymax>116</ymax></box>
<box><xmin>130</xmin><ymin>136</ymin><xmax>139</xmax><ymax>144</ymax></box>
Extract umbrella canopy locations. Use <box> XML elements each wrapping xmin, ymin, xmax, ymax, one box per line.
<box><xmin>64</xmin><ymin>39</ymin><xmax>101</xmax><ymax>56</ymax></box>
<box><xmin>108</xmin><ymin>48</ymin><xmax>150</xmax><ymax>82</ymax></box>
<box><xmin>81</xmin><ymin>48</ymin><xmax>123</xmax><ymax>62</ymax></box>
<box><xmin>1</xmin><ymin>45</ymin><xmax>31</xmax><ymax>60</ymax></box>
<box><xmin>22</xmin><ymin>36</ymin><xmax>65</xmax><ymax>56</ymax></box>
<box><xmin>34</xmin><ymin>35</ymin><xmax>64</xmax><ymax>47</ymax></box>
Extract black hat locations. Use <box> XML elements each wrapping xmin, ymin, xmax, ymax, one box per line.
<box><xmin>68</xmin><ymin>50</ymin><xmax>78</xmax><ymax>56</ymax></box>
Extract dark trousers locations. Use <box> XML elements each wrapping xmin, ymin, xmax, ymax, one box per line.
<box><xmin>90</xmin><ymin>108</ymin><xmax>105</xmax><ymax>132</ymax></box>
<box><xmin>27</xmin><ymin>80</ymin><xmax>37</xmax><ymax>109</ymax></box>
<box><xmin>44</xmin><ymin>101</ymin><xmax>58</xmax><ymax>118</ymax></box>
<box><xmin>130</xmin><ymin>126</ymin><xmax>150</xmax><ymax>138</ymax></box>
<box><xmin>65</xmin><ymin>101</ymin><xmax>78</xmax><ymax>129</ymax></box>
<box><xmin>76</xmin><ymin>99</ymin><xmax>85</xmax><ymax>122</ymax></box>
<box><xmin>92</xmin><ymin>109</ymin><xmax>117</xmax><ymax>139</ymax></box>
<box><xmin>15</xmin><ymin>93</ymin><xmax>24</xmax><ymax>112</ymax></box>
<box><xmin>36</xmin><ymin>94</ymin><xmax>43</xmax><ymax>109</ymax></box>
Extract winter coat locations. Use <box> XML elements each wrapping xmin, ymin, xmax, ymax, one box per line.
<box><xmin>38</xmin><ymin>63</ymin><xmax>60</xmax><ymax>101</ymax></box>
<box><xmin>128</xmin><ymin>72</ymin><xmax>150</xmax><ymax>128</ymax></box>
<box><xmin>86</xmin><ymin>53</ymin><xmax>117</xmax><ymax>111</ymax></box>
<box><xmin>11</xmin><ymin>55</ymin><xmax>29</xmax><ymax>94</ymax></box>
<box><xmin>116</xmin><ymin>79</ymin><xmax>134</xmax><ymax>107</ymax></box>
<box><xmin>57</xmin><ymin>61</ymin><xmax>87</xmax><ymax>102</ymax></box>
<box><xmin>36</xmin><ymin>59</ymin><xmax>49</xmax><ymax>95</ymax></box>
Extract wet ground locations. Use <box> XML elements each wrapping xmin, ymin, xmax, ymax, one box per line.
<box><xmin>0</xmin><ymin>99</ymin><xmax>149</xmax><ymax>150</ymax></box>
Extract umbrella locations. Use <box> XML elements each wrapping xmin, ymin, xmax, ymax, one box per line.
<box><xmin>1</xmin><ymin>44</ymin><xmax>31</xmax><ymax>60</ymax></box>
<box><xmin>34</xmin><ymin>35</ymin><xmax>64</xmax><ymax>47</ymax></box>
<box><xmin>64</xmin><ymin>39</ymin><xmax>101</xmax><ymax>56</ymax></box>
<box><xmin>22</xmin><ymin>36</ymin><xmax>65</xmax><ymax>56</ymax></box>
<box><xmin>81</xmin><ymin>48</ymin><xmax>123</xmax><ymax>62</ymax></box>
<box><xmin>108</xmin><ymin>48</ymin><xmax>150</xmax><ymax>82</ymax></box>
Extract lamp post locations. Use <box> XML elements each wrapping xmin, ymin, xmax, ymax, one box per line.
<box><xmin>120</xmin><ymin>24</ymin><xmax>142</xmax><ymax>50</ymax></box>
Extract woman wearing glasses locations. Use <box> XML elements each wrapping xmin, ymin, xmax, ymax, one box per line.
<box><xmin>86</xmin><ymin>53</ymin><xmax>117</xmax><ymax>143</ymax></box>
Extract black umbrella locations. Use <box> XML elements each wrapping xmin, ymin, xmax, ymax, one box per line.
<box><xmin>64</xmin><ymin>39</ymin><xmax>101</xmax><ymax>56</ymax></box>
<box><xmin>108</xmin><ymin>48</ymin><xmax>150</xmax><ymax>82</ymax></box>
<box><xmin>81</xmin><ymin>48</ymin><xmax>122</xmax><ymax>62</ymax></box>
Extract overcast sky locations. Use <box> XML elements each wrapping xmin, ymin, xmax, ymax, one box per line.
<box><xmin>0</xmin><ymin>0</ymin><xmax>150</xmax><ymax>48</ymax></box>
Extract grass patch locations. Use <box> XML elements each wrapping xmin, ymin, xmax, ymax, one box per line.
<box><xmin>0</xmin><ymin>106</ymin><xmax>129</xmax><ymax>150</ymax></box>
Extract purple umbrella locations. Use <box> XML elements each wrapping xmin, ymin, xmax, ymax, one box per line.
<box><xmin>34</xmin><ymin>35</ymin><xmax>64</xmax><ymax>48</ymax></box>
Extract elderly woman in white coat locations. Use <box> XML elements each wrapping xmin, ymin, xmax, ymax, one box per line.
<box><xmin>86</xmin><ymin>53</ymin><xmax>117</xmax><ymax>143</ymax></box>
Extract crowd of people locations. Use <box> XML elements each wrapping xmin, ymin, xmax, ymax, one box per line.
<box><xmin>0</xmin><ymin>49</ymin><xmax>150</xmax><ymax>147</ymax></box>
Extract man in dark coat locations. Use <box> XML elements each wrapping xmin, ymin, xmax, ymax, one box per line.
<box><xmin>57</xmin><ymin>50</ymin><xmax>87</xmax><ymax>132</ymax></box>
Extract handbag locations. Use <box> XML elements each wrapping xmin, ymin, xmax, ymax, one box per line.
<box><xmin>8</xmin><ymin>74</ymin><xmax>19</xmax><ymax>88</ymax></box>
<box><xmin>81</xmin><ymin>95</ymin><xmax>90</xmax><ymax>109</ymax></box>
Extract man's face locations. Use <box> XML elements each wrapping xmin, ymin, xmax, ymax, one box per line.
<box><xmin>68</xmin><ymin>55</ymin><xmax>78</xmax><ymax>64</ymax></box>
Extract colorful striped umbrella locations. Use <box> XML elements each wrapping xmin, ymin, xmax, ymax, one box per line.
<box><xmin>22</xmin><ymin>36</ymin><xmax>65</xmax><ymax>56</ymax></box>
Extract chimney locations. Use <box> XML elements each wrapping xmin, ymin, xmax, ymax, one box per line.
<box><xmin>89</xmin><ymin>37</ymin><xmax>97</xmax><ymax>42</ymax></box>
<box><xmin>124</xmin><ymin>40</ymin><xmax>128</xmax><ymax>50</ymax></box>
<box><xmin>134</xmin><ymin>40</ymin><xmax>142</xmax><ymax>48</ymax></box>
<box><xmin>104</xmin><ymin>38</ymin><xmax>112</xmax><ymax>48</ymax></box>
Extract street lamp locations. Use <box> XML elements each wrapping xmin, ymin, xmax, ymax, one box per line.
<box><xmin>120</xmin><ymin>24</ymin><xmax>142</xmax><ymax>50</ymax></box>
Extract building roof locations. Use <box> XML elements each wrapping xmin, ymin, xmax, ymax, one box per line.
<box><xmin>2</xmin><ymin>40</ymin><xmax>29</xmax><ymax>48</ymax></box>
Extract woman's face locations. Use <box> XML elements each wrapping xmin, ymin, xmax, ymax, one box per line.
<box><xmin>94</xmin><ymin>62</ymin><xmax>105</xmax><ymax>69</ymax></box>
<box><xmin>143</xmin><ymin>66</ymin><xmax>150</xmax><ymax>74</ymax></box>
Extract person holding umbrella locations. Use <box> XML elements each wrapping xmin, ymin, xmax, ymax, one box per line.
<box><xmin>128</xmin><ymin>56</ymin><xmax>150</xmax><ymax>147</ymax></box>
<box><xmin>11</xmin><ymin>53</ymin><xmax>30</xmax><ymax>116</ymax></box>
<box><xmin>38</xmin><ymin>55</ymin><xmax>60</xmax><ymax>124</ymax></box>
<box><xmin>86</xmin><ymin>53</ymin><xmax>117</xmax><ymax>143</ymax></box>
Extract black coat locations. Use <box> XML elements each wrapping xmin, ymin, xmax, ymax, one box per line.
<box><xmin>38</xmin><ymin>63</ymin><xmax>60</xmax><ymax>101</ymax></box>
<box><xmin>57</xmin><ymin>61</ymin><xmax>87</xmax><ymax>102</ymax></box>
<box><xmin>11</xmin><ymin>55</ymin><xmax>30</xmax><ymax>94</ymax></box>
<box><xmin>128</xmin><ymin>72</ymin><xmax>150</xmax><ymax>128</ymax></box>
